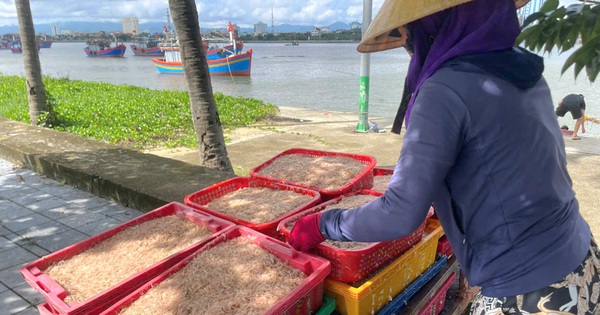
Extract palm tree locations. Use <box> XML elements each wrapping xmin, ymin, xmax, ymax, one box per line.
<box><xmin>15</xmin><ymin>0</ymin><xmax>49</xmax><ymax>125</ymax></box>
<box><xmin>167</xmin><ymin>0</ymin><xmax>234</xmax><ymax>172</ymax></box>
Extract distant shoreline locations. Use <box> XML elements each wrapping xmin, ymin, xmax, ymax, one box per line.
<box><xmin>50</xmin><ymin>39</ymin><xmax>359</xmax><ymax>44</ymax></box>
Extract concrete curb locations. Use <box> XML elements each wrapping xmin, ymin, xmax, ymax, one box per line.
<box><xmin>0</xmin><ymin>119</ymin><xmax>234</xmax><ymax>212</ymax></box>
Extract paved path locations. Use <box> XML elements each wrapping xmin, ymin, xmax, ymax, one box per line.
<box><xmin>0</xmin><ymin>159</ymin><xmax>143</xmax><ymax>315</ymax></box>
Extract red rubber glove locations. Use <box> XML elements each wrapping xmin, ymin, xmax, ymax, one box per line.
<box><xmin>289</xmin><ymin>212</ymin><xmax>326</xmax><ymax>252</ymax></box>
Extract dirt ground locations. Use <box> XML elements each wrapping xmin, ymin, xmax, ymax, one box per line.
<box><xmin>567</xmin><ymin>154</ymin><xmax>600</xmax><ymax>237</ymax></box>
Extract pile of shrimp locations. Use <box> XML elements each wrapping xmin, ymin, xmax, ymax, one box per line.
<box><xmin>46</xmin><ymin>216</ymin><xmax>213</xmax><ymax>303</ymax></box>
<box><xmin>119</xmin><ymin>237</ymin><xmax>306</xmax><ymax>315</ymax></box>
<box><xmin>206</xmin><ymin>187</ymin><xmax>313</xmax><ymax>223</ymax></box>
<box><xmin>256</xmin><ymin>155</ymin><xmax>365</xmax><ymax>190</ymax></box>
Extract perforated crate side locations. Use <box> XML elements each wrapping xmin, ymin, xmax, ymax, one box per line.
<box><xmin>416</xmin><ymin>272</ymin><xmax>457</xmax><ymax>315</ymax></box>
<box><xmin>317</xmin><ymin>220</ymin><xmax>426</xmax><ymax>283</ymax></box>
<box><xmin>278</xmin><ymin>190</ymin><xmax>424</xmax><ymax>283</ymax></box>
<box><xmin>377</xmin><ymin>256</ymin><xmax>448</xmax><ymax>315</ymax></box>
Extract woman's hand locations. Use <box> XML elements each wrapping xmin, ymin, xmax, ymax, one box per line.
<box><xmin>289</xmin><ymin>213</ymin><xmax>325</xmax><ymax>252</ymax></box>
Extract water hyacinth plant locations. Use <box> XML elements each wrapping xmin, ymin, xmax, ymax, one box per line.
<box><xmin>0</xmin><ymin>75</ymin><xmax>278</xmax><ymax>149</ymax></box>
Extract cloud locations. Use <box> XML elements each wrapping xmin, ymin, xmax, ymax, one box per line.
<box><xmin>0</xmin><ymin>0</ymin><xmax>584</xmax><ymax>28</ymax></box>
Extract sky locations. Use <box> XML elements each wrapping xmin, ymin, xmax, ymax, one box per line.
<box><xmin>0</xmin><ymin>0</ymin><xmax>583</xmax><ymax>28</ymax></box>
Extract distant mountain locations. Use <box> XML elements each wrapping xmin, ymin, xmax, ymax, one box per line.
<box><xmin>272</xmin><ymin>24</ymin><xmax>314</xmax><ymax>33</ymax></box>
<box><xmin>0</xmin><ymin>20</ymin><xmax>350</xmax><ymax>36</ymax></box>
<box><xmin>327</xmin><ymin>21</ymin><xmax>350</xmax><ymax>31</ymax></box>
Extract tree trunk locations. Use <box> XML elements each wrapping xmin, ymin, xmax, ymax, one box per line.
<box><xmin>168</xmin><ymin>0</ymin><xmax>234</xmax><ymax>172</ymax></box>
<box><xmin>15</xmin><ymin>0</ymin><xmax>48</xmax><ymax>125</ymax></box>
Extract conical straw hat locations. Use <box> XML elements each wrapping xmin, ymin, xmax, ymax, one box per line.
<box><xmin>357</xmin><ymin>0</ymin><xmax>531</xmax><ymax>53</ymax></box>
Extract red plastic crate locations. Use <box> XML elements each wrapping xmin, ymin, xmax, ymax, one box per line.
<box><xmin>38</xmin><ymin>303</ymin><xmax>57</xmax><ymax>315</ymax></box>
<box><xmin>99</xmin><ymin>226</ymin><xmax>331</xmax><ymax>315</ymax></box>
<box><xmin>20</xmin><ymin>202</ymin><xmax>235</xmax><ymax>315</ymax></box>
<box><xmin>417</xmin><ymin>272</ymin><xmax>457</xmax><ymax>315</ymax></box>
<box><xmin>184</xmin><ymin>176</ymin><xmax>321</xmax><ymax>239</ymax></box>
<box><xmin>249</xmin><ymin>148</ymin><xmax>377</xmax><ymax>200</ymax></box>
<box><xmin>363</xmin><ymin>167</ymin><xmax>394</xmax><ymax>193</ymax></box>
<box><xmin>366</xmin><ymin>167</ymin><xmax>437</xmax><ymax>218</ymax></box>
<box><xmin>437</xmin><ymin>235</ymin><xmax>454</xmax><ymax>258</ymax></box>
<box><xmin>278</xmin><ymin>190</ymin><xmax>426</xmax><ymax>283</ymax></box>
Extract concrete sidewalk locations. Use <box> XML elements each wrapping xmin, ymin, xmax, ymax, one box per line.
<box><xmin>0</xmin><ymin>107</ymin><xmax>599</xmax><ymax>314</ymax></box>
<box><xmin>0</xmin><ymin>159</ymin><xmax>144</xmax><ymax>315</ymax></box>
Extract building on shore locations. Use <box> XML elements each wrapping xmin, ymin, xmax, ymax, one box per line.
<box><xmin>254</xmin><ymin>22</ymin><xmax>267</xmax><ymax>35</ymax></box>
<box><xmin>51</xmin><ymin>24</ymin><xmax>60</xmax><ymax>36</ymax></box>
<box><xmin>122</xmin><ymin>16</ymin><xmax>139</xmax><ymax>34</ymax></box>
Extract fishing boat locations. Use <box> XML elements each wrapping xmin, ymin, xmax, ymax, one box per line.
<box><xmin>10</xmin><ymin>40</ymin><xmax>40</xmax><ymax>53</ymax></box>
<box><xmin>152</xmin><ymin>22</ymin><xmax>252</xmax><ymax>76</ymax></box>
<box><xmin>130</xmin><ymin>39</ymin><xmax>163</xmax><ymax>56</ymax></box>
<box><xmin>38</xmin><ymin>40</ymin><xmax>52</xmax><ymax>48</ymax></box>
<box><xmin>37</xmin><ymin>34</ymin><xmax>52</xmax><ymax>48</ymax></box>
<box><xmin>152</xmin><ymin>47</ymin><xmax>253</xmax><ymax>75</ymax></box>
<box><xmin>84</xmin><ymin>39</ymin><xmax>126</xmax><ymax>57</ymax></box>
<box><xmin>205</xmin><ymin>41</ymin><xmax>244</xmax><ymax>60</ymax></box>
<box><xmin>0</xmin><ymin>39</ymin><xmax>10</xmax><ymax>50</ymax></box>
<box><xmin>10</xmin><ymin>40</ymin><xmax>20</xmax><ymax>53</ymax></box>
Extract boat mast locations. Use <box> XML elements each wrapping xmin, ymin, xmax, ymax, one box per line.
<box><xmin>228</xmin><ymin>22</ymin><xmax>236</xmax><ymax>54</ymax></box>
<box><xmin>166</xmin><ymin>8</ymin><xmax>172</xmax><ymax>31</ymax></box>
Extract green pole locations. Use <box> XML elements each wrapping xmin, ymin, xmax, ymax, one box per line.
<box><xmin>356</xmin><ymin>75</ymin><xmax>370</xmax><ymax>132</ymax></box>
<box><xmin>355</xmin><ymin>0</ymin><xmax>372</xmax><ymax>133</ymax></box>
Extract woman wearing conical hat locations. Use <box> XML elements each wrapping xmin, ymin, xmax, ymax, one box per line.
<box><xmin>288</xmin><ymin>0</ymin><xmax>600</xmax><ymax>313</ymax></box>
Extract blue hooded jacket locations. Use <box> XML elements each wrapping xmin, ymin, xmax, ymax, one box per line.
<box><xmin>320</xmin><ymin>48</ymin><xmax>591</xmax><ymax>297</ymax></box>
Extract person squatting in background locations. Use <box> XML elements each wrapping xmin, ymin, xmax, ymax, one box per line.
<box><xmin>556</xmin><ymin>94</ymin><xmax>586</xmax><ymax>140</ymax></box>
<box><xmin>288</xmin><ymin>0</ymin><xmax>600</xmax><ymax>314</ymax></box>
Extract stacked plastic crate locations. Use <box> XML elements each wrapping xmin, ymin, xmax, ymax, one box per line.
<box><xmin>21</xmin><ymin>202</ymin><xmax>235</xmax><ymax>315</ymax></box>
<box><xmin>23</xmin><ymin>148</ymin><xmax>453</xmax><ymax>314</ymax></box>
<box><xmin>243</xmin><ymin>149</ymin><xmax>446</xmax><ymax>314</ymax></box>
<box><xmin>367</xmin><ymin>167</ymin><xmax>456</xmax><ymax>315</ymax></box>
<box><xmin>20</xmin><ymin>202</ymin><xmax>332</xmax><ymax>314</ymax></box>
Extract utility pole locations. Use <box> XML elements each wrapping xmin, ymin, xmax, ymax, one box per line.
<box><xmin>355</xmin><ymin>0</ymin><xmax>372</xmax><ymax>133</ymax></box>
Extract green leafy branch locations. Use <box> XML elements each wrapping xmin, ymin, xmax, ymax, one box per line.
<box><xmin>516</xmin><ymin>0</ymin><xmax>600</xmax><ymax>82</ymax></box>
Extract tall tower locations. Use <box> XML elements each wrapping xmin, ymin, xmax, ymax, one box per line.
<box><xmin>271</xmin><ymin>7</ymin><xmax>274</xmax><ymax>34</ymax></box>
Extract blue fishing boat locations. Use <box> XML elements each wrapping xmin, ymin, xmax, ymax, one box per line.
<box><xmin>205</xmin><ymin>41</ymin><xmax>244</xmax><ymax>60</ymax></box>
<box><xmin>10</xmin><ymin>40</ymin><xmax>40</xmax><ymax>53</ymax></box>
<box><xmin>0</xmin><ymin>39</ymin><xmax>11</xmax><ymax>50</ymax></box>
<box><xmin>152</xmin><ymin>22</ymin><xmax>252</xmax><ymax>76</ymax></box>
<box><xmin>38</xmin><ymin>40</ymin><xmax>52</xmax><ymax>48</ymax></box>
<box><xmin>152</xmin><ymin>48</ymin><xmax>253</xmax><ymax>75</ymax></box>
<box><xmin>131</xmin><ymin>39</ymin><xmax>163</xmax><ymax>56</ymax></box>
<box><xmin>84</xmin><ymin>39</ymin><xmax>126</xmax><ymax>57</ymax></box>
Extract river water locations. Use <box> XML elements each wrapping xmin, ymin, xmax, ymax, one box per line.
<box><xmin>0</xmin><ymin>42</ymin><xmax>598</xmax><ymax>136</ymax></box>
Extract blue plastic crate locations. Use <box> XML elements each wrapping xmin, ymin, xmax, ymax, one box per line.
<box><xmin>377</xmin><ymin>256</ymin><xmax>447</xmax><ymax>315</ymax></box>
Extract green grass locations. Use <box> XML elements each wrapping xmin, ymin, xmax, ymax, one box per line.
<box><xmin>0</xmin><ymin>75</ymin><xmax>278</xmax><ymax>149</ymax></box>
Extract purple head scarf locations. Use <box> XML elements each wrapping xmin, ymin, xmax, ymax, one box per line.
<box><xmin>403</xmin><ymin>0</ymin><xmax>520</xmax><ymax>126</ymax></box>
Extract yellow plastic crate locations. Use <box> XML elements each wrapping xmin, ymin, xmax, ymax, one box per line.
<box><xmin>324</xmin><ymin>219</ymin><xmax>444</xmax><ymax>315</ymax></box>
